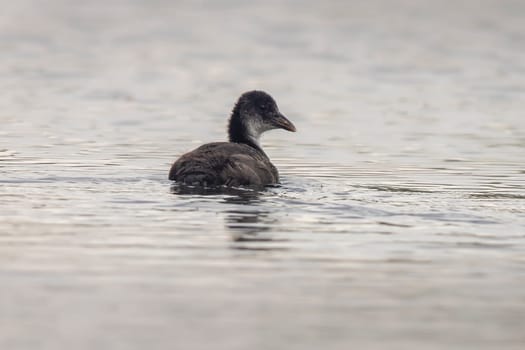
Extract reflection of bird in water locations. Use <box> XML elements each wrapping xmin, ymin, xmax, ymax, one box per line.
<box><xmin>170</xmin><ymin>184</ymin><xmax>288</xmax><ymax>250</ymax></box>
<box><xmin>225</xmin><ymin>209</ymin><xmax>288</xmax><ymax>251</ymax></box>
<box><xmin>170</xmin><ymin>182</ymin><xmax>263</xmax><ymax>200</ymax></box>
<box><xmin>225</xmin><ymin>209</ymin><xmax>271</xmax><ymax>238</ymax></box>
<box><xmin>222</xmin><ymin>196</ymin><xmax>289</xmax><ymax>249</ymax></box>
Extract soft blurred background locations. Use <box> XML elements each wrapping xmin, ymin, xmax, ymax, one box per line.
<box><xmin>1</xmin><ymin>0</ymin><xmax>524</xmax><ymax>349</ymax></box>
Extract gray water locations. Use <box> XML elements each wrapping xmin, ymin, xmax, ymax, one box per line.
<box><xmin>1</xmin><ymin>0</ymin><xmax>525</xmax><ymax>349</ymax></box>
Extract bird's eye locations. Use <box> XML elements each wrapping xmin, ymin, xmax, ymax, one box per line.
<box><xmin>260</xmin><ymin>105</ymin><xmax>267</xmax><ymax>111</ymax></box>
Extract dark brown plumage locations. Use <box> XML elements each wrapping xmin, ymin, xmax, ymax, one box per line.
<box><xmin>169</xmin><ymin>91</ymin><xmax>296</xmax><ymax>187</ymax></box>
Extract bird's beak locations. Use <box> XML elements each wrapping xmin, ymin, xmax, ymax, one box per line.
<box><xmin>272</xmin><ymin>113</ymin><xmax>296</xmax><ymax>132</ymax></box>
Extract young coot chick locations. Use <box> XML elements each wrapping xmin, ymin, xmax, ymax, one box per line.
<box><xmin>169</xmin><ymin>91</ymin><xmax>296</xmax><ymax>187</ymax></box>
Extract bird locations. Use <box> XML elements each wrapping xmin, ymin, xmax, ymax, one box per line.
<box><xmin>169</xmin><ymin>90</ymin><xmax>296</xmax><ymax>187</ymax></box>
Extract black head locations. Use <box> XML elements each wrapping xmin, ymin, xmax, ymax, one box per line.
<box><xmin>228</xmin><ymin>91</ymin><xmax>296</xmax><ymax>147</ymax></box>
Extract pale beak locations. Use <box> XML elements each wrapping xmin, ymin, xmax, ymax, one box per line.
<box><xmin>272</xmin><ymin>113</ymin><xmax>296</xmax><ymax>132</ymax></box>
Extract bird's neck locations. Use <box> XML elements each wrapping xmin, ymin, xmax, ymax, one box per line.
<box><xmin>228</xmin><ymin>110</ymin><xmax>264</xmax><ymax>153</ymax></box>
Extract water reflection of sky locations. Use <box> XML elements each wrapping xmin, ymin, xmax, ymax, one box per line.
<box><xmin>1</xmin><ymin>0</ymin><xmax>525</xmax><ymax>349</ymax></box>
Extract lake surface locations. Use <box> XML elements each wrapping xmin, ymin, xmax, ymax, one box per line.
<box><xmin>1</xmin><ymin>0</ymin><xmax>524</xmax><ymax>349</ymax></box>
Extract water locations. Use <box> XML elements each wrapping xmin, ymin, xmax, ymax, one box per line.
<box><xmin>1</xmin><ymin>0</ymin><xmax>525</xmax><ymax>349</ymax></box>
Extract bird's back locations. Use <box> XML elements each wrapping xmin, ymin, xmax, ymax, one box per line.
<box><xmin>169</xmin><ymin>142</ymin><xmax>279</xmax><ymax>187</ymax></box>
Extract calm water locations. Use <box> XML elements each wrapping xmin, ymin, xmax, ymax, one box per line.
<box><xmin>1</xmin><ymin>0</ymin><xmax>525</xmax><ymax>349</ymax></box>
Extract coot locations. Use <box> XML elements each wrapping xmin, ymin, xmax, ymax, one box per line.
<box><xmin>169</xmin><ymin>91</ymin><xmax>296</xmax><ymax>187</ymax></box>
